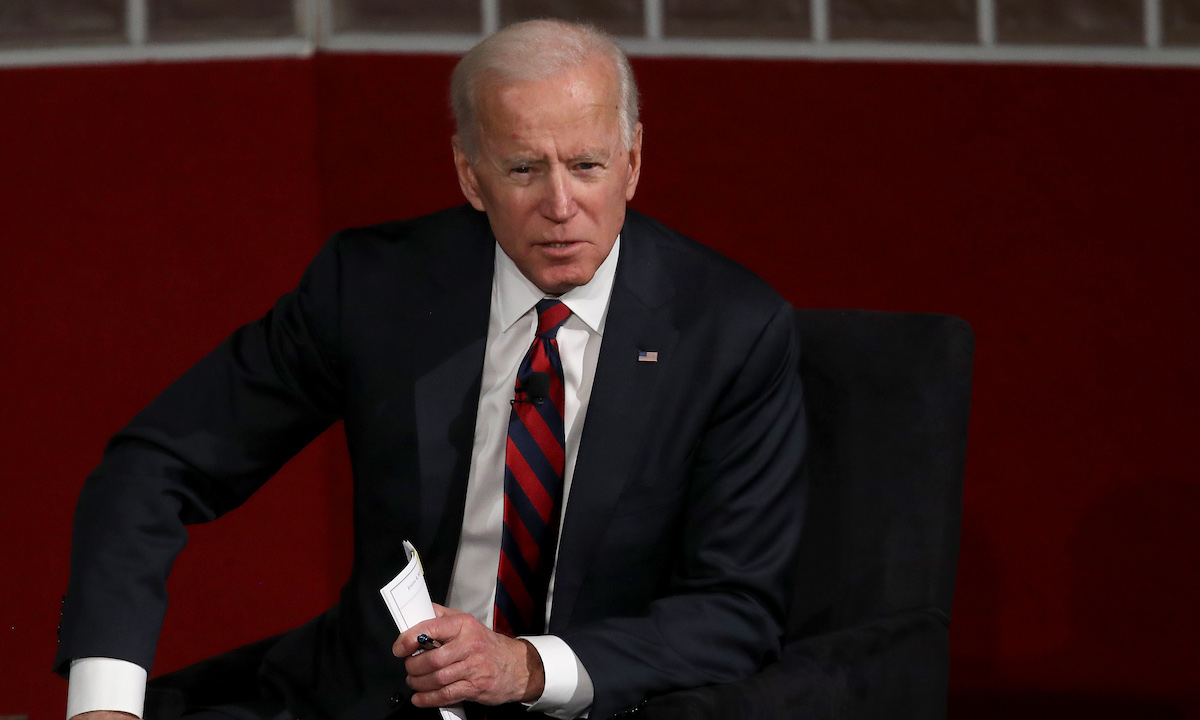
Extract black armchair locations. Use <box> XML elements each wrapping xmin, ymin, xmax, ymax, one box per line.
<box><xmin>639</xmin><ymin>309</ymin><xmax>974</xmax><ymax>720</ymax></box>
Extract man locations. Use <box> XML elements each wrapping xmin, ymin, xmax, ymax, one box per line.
<box><xmin>57</xmin><ymin>19</ymin><xmax>805</xmax><ymax>720</ymax></box>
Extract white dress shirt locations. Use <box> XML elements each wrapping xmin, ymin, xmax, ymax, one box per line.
<box><xmin>66</xmin><ymin>237</ymin><xmax>619</xmax><ymax>720</ymax></box>
<box><xmin>447</xmin><ymin>237</ymin><xmax>618</xmax><ymax>719</ymax></box>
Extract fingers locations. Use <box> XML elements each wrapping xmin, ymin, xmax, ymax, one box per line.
<box><xmin>402</xmin><ymin>617</ymin><xmax>490</xmax><ymax>704</ymax></box>
<box><xmin>409</xmin><ymin>679</ymin><xmax>480</xmax><ymax>708</ymax></box>
<box><xmin>393</xmin><ymin>613</ymin><xmax>463</xmax><ymax>658</ymax></box>
<box><xmin>405</xmin><ymin>641</ymin><xmax>506</xmax><ymax>706</ymax></box>
<box><xmin>393</xmin><ymin>614</ymin><xmax>537</xmax><ymax>707</ymax></box>
<box><xmin>405</xmin><ymin>647</ymin><xmax>475</xmax><ymax>694</ymax></box>
<box><xmin>404</xmin><ymin>631</ymin><xmax>471</xmax><ymax>678</ymax></box>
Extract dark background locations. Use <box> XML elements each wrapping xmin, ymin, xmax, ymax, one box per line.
<box><xmin>1</xmin><ymin>54</ymin><xmax>1198</xmax><ymax>717</ymax></box>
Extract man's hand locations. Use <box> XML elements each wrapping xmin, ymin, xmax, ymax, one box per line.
<box><xmin>69</xmin><ymin>713</ymin><xmax>138</xmax><ymax>720</ymax></box>
<box><xmin>393</xmin><ymin>604</ymin><xmax>545</xmax><ymax>708</ymax></box>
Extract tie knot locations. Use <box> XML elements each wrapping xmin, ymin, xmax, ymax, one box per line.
<box><xmin>535</xmin><ymin>299</ymin><xmax>571</xmax><ymax>338</ymax></box>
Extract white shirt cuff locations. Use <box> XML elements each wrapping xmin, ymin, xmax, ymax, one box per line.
<box><xmin>66</xmin><ymin>657</ymin><xmax>147</xmax><ymax>720</ymax></box>
<box><xmin>519</xmin><ymin>635</ymin><xmax>593</xmax><ymax>719</ymax></box>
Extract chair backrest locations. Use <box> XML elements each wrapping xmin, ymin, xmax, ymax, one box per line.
<box><xmin>786</xmin><ymin>310</ymin><xmax>974</xmax><ymax>641</ymax></box>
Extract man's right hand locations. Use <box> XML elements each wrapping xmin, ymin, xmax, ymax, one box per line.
<box><xmin>70</xmin><ymin>712</ymin><xmax>138</xmax><ymax>720</ymax></box>
<box><xmin>395</xmin><ymin>604</ymin><xmax>546</xmax><ymax>708</ymax></box>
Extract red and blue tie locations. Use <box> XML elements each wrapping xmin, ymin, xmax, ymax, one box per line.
<box><xmin>493</xmin><ymin>299</ymin><xmax>571</xmax><ymax>637</ymax></box>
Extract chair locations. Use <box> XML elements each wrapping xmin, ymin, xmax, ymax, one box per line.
<box><xmin>638</xmin><ymin>309</ymin><xmax>974</xmax><ymax>720</ymax></box>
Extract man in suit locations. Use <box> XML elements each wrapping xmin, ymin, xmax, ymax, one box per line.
<box><xmin>58</xmin><ymin>19</ymin><xmax>805</xmax><ymax>720</ymax></box>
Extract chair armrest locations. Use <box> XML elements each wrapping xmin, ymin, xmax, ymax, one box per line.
<box><xmin>637</xmin><ymin>609</ymin><xmax>950</xmax><ymax>720</ymax></box>
<box><xmin>144</xmin><ymin>634</ymin><xmax>283</xmax><ymax>720</ymax></box>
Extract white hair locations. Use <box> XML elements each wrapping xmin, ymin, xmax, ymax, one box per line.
<box><xmin>450</xmin><ymin>19</ymin><xmax>640</xmax><ymax>162</ymax></box>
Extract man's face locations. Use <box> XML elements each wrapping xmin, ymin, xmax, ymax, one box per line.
<box><xmin>453</xmin><ymin>57</ymin><xmax>643</xmax><ymax>295</ymax></box>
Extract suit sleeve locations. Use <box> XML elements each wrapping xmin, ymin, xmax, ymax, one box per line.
<box><xmin>54</xmin><ymin>234</ymin><xmax>347</xmax><ymax>677</ymax></box>
<box><xmin>564</xmin><ymin>301</ymin><xmax>806</xmax><ymax>719</ymax></box>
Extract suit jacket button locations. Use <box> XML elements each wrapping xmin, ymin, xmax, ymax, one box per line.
<box><xmin>389</xmin><ymin>693</ymin><xmax>403</xmax><ymax>709</ymax></box>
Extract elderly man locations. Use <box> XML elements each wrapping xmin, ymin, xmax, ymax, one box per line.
<box><xmin>57</xmin><ymin>19</ymin><xmax>805</xmax><ymax>720</ymax></box>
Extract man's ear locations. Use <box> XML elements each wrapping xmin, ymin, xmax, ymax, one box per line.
<box><xmin>625</xmin><ymin>122</ymin><xmax>643</xmax><ymax>202</ymax></box>
<box><xmin>452</xmin><ymin>137</ymin><xmax>486</xmax><ymax>212</ymax></box>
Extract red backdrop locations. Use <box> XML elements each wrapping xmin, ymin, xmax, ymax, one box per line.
<box><xmin>1</xmin><ymin>53</ymin><xmax>1198</xmax><ymax>718</ymax></box>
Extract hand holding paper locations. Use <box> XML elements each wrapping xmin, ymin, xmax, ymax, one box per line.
<box><xmin>381</xmin><ymin>542</ymin><xmax>546</xmax><ymax>711</ymax></box>
<box><xmin>379</xmin><ymin>541</ymin><xmax>467</xmax><ymax>720</ymax></box>
<box><xmin>397</xmin><ymin>610</ymin><xmax>546</xmax><ymax>709</ymax></box>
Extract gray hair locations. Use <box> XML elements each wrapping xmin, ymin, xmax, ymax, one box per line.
<box><xmin>450</xmin><ymin>19</ymin><xmax>640</xmax><ymax>163</ymax></box>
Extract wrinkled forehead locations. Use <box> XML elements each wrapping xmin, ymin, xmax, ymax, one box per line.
<box><xmin>481</xmin><ymin>56</ymin><xmax>618</xmax><ymax>115</ymax></box>
<box><xmin>475</xmin><ymin>61</ymin><xmax>622</xmax><ymax>145</ymax></box>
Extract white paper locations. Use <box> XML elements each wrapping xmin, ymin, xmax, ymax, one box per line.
<box><xmin>379</xmin><ymin>540</ymin><xmax>467</xmax><ymax>720</ymax></box>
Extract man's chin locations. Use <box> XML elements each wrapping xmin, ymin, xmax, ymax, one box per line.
<box><xmin>532</xmin><ymin>270</ymin><xmax>593</xmax><ymax>296</ymax></box>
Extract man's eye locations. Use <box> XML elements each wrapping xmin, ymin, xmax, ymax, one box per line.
<box><xmin>577</xmin><ymin>162</ymin><xmax>599</xmax><ymax>171</ymax></box>
<box><xmin>512</xmin><ymin>166</ymin><xmax>532</xmax><ymax>174</ymax></box>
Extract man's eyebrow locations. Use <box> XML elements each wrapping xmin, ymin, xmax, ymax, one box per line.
<box><xmin>498</xmin><ymin>151</ymin><xmax>611</xmax><ymax>167</ymax></box>
<box><xmin>501</xmin><ymin>155</ymin><xmax>546</xmax><ymax>166</ymax></box>
<box><xmin>571</xmin><ymin>150</ymin><xmax>611</xmax><ymax>163</ymax></box>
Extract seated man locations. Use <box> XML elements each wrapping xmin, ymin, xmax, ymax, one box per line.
<box><xmin>57</xmin><ymin>18</ymin><xmax>806</xmax><ymax>720</ymax></box>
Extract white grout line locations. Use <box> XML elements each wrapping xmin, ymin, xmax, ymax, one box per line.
<box><xmin>295</xmin><ymin>0</ymin><xmax>319</xmax><ymax>43</ymax></box>
<box><xmin>0</xmin><ymin>38</ymin><xmax>314</xmax><ymax>67</ymax></box>
<box><xmin>127</xmin><ymin>0</ymin><xmax>147</xmax><ymax>46</ymax></box>
<box><xmin>978</xmin><ymin>0</ymin><xmax>996</xmax><ymax>46</ymax></box>
<box><xmin>615</xmin><ymin>37</ymin><xmax>1200</xmax><ymax>66</ymax></box>
<box><xmin>317</xmin><ymin>0</ymin><xmax>335</xmax><ymax>40</ymax></box>
<box><xmin>812</xmin><ymin>0</ymin><xmax>830</xmax><ymax>43</ymax></box>
<box><xmin>5</xmin><ymin>33</ymin><xmax>1200</xmax><ymax>69</ymax></box>
<box><xmin>322</xmin><ymin>32</ymin><xmax>479</xmax><ymax>54</ymax></box>
<box><xmin>482</xmin><ymin>0</ymin><xmax>500</xmax><ymax>36</ymax></box>
<box><xmin>321</xmin><ymin>34</ymin><xmax>1200</xmax><ymax>66</ymax></box>
<box><xmin>1145</xmin><ymin>0</ymin><xmax>1162</xmax><ymax>49</ymax></box>
<box><xmin>645</xmin><ymin>0</ymin><xmax>663</xmax><ymax>40</ymax></box>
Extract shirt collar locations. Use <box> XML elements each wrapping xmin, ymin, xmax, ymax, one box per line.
<box><xmin>493</xmin><ymin>235</ymin><xmax>620</xmax><ymax>336</ymax></box>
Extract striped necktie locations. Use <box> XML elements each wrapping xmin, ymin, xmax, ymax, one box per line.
<box><xmin>493</xmin><ymin>299</ymin><xmax>571</xmax><ymax>637</ymax></box>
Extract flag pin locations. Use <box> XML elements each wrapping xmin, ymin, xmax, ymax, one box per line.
<box><xmin>638</xmin><ymin>350</ymin><xmax>659</xmax><ymax>363</ymax></box>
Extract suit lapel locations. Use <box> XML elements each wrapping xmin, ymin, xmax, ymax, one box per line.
<box><xmin>413</xmin><ymin>216</ymin><xmax>494</xmax><ymax>604</ymax></box>
<box><xmin>550</xmin><ymin>213</ymin><xmax>680</xmax><ymax>631</ymax></box>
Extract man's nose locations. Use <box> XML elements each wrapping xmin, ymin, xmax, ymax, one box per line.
<box><xmin>539</xmin><ymin>167</ymin><xmax>578</xmax><ymax>223</ymax></box>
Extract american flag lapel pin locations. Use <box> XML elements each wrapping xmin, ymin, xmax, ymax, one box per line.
<box><xmin>638</xmin><ymin>350</ymin><xmax>659</xmax><ymax>363</ymax></box>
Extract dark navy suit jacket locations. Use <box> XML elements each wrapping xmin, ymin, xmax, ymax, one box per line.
<box><xmin>55</xmin><ymin>206</ymin><xmax>806</xmax><ymax>720</ymax></box>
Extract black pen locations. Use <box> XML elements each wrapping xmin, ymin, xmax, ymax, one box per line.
<box><xmin>416</xmin><ymin>633</ymin><xmax>442</xmax><ymax>653</ymax></box>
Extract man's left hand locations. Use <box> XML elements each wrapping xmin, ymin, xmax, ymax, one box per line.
<box><xmin>394</xmin><ymin>604</ymin><xmax>546</xmax><ymax>708</ymax></box>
